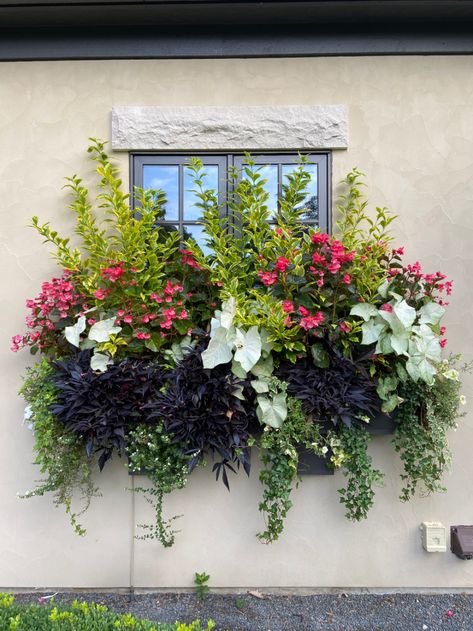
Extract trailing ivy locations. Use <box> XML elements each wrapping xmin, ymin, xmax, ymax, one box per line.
<box><xmin>127</xmin><ymin>424</ymin><xmax>189</xmax><ymax>547</ymax></box>
<box><xmin>337</xmin><ymin>424</ymin><xmax>384</xmax><ymax>521</ymax></box>
<box><xmin>393</xmin><ymin>358</ymin><xmax>467</xmax><ymax>501</ymax></box>
<box><xmin>19</xmin><ymin>358</ymin><xmax>98</xmax><ymax>535</ymax></box>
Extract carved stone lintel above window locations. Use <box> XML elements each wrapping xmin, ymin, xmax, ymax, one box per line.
<box><xmin>111</xmin><ymin>105</ymin><xmax>348</xmax><ymax>152</ymax></box>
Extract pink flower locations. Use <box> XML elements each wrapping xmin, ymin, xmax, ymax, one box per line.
<box><xmin>298</xmin><ymin>306</ymin><xmax>309</xmax><ymax>316</ymax></box>
<box><xmin>311</xmin><ymin>232</ymin><xmax>330</xmax><ymax>244</ymax></box>
<box><xmin>123</xmin><ymin>315</ymin><xmax>133</xmax><ymax>324</ymax></box>
<box><xmin>392</xmin><ymin>246</ymin><xmax>404</xmax><ymax>256</ymax></box>
<box><xmin>328</xmin><ymin>261</ymin><xmax>341</xmax><ymax>274</ymax></box>
<box><xmin>440</xmin><ymin>326</ymin><xmax>446</xmax><ymax>335</ymax></box>
<box><xmin>440</xmin><ymin>339</ymin><xmax>448</xmax><ymax>348</ymax></box>
<box><xmin>87</xmin><ymin>318</ymin><xmax>96</xmax><ymax>326</ymax></box>
<box><xmin>275</xmin><ymin>257</ymin><xmax>290</xmax><ymax>273</ymax></box>
<box><xmin>342</xmin><ymin>274</ymin><xmax>351</xmax><ymax>284</ymax></box>
<box><xmin>381</xmin><ymin>303</ymin><xmax>393</xmax><ymax>312</ymax></box>
<box><xmin>282</xmin><ymin>300</ymin><xmax>294</xmax><ymax>313</ymax></box>
<box><xmin>312</xmin><ymin>252</ymin><xmax>327</xmax><ymax>266</ymax></box>
<box><xmin>135</xmin><ymin>332</ymin><xmax>151</xmax><ymax>340</ymax></box>
<box><xmin>446</xmin><ymin>610</ymin><xmax>454</xmax><ymax>618</ymax></box>
<box><xmin>93</xmin><ymin>289</ymin><xmax>108</xmax><ymax>300</ymax></box>
<box><xmin>258</xmin><ymin>270</ymin><xmax>278</xmax><ymax>286</ymax></box>
<box><xmin>275</xmin><ymin>228</ymin><xmax>283</xmax><ymax>236</ymax></box>
<box><xmin>117</xmin><ymin>310</ymin><xmax>125</xmax><ymax>317</ymax></box>
<box><xmin>283</xmin><ymin>316</ymin><xmax>293</xmax><ymax>327</ymax></box>
<box><xmin>300</xmin><ymin>312</ymin><xmax>325</xmax><ymax>330</ymax></box>
<box><xmin>178</xmin><ymin>310</ymin><xmax>188</xmax><ymax>320</ymax></box>
<box><xmin>340</xmin><ymin>322</ymin><xmax>351</xmax><ymax>333</ymax></box>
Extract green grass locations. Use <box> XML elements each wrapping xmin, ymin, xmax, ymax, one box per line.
<box><xmin>0</xmin><ymin>594</ymin><xmax>215</xmax><ymax>631</ymax></box>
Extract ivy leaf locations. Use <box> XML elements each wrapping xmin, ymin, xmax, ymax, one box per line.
<box><xmin>64</xmin><ymin>315</ymin><xmax>86</xmax><ymax>348</ymax></box>
<box><xmin>350</xmin><ymin>303</ymin><xmax>379</xmax><ymax>321</ymax></box>
<box><xmin>88</xmin><ymin>317</ymin><xmax>122</xmax><ymax>343</ymax></box>
<box><xmin>202</xmin><ymin>326</ymin><xmax>233</xmax><ymax>369</ymax></box>
<box><xmin>90</xmin><ymin>351</ymin><xmax>113</xmax><ymax>372</ymax></box>
<box><xmin>419</xmin><ymin>301</ymin><xmax>445</xmax><ymax>325</ymax></box>
<box><xmin>310</xmin><ymin>343</ymin><xmax>330</xmax><ymax>368</ymax></box>
<box><xmin>256</xmin><ymin>392</ymin><xmax>287</xmax><ymax>428</ymax></box>
<box><xmin>234</xmin><ymin>326</ymin><xmax>262</xmax><ymax>372</ymax></box>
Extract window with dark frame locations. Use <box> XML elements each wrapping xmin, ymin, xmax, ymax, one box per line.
<box><xmin>131</xmin><ymin>153</ymin><xmax>330</xmax><ymax>246</ymax></box>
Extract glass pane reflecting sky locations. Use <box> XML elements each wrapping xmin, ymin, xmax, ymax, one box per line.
<box><xmin>184</xmin><ymin>165</ymin><xmax>219</xmax><ymax>221</ymax></box>
<box><xmin>183</xmin><ymin>224</ymin><xmax>211</xmax><ymax>256</ymax></box>
<box><xmin>282</xmin><ymin>163</ymin><xmax>318</xmax><ymax>222</ymax></box>
<box><xmin>143</xmin><ymin>165</ymin><xmax>179</xmax><ymax>221</ymax></box>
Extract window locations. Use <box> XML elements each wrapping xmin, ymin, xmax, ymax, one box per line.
<box><xmin>131</xmin><ymin>153</ymin><xmax>330</xmax><ymax>245</ymax></box>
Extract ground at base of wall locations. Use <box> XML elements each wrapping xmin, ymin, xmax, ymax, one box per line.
<box><xmin>11</xmin><ymin>592</ymin><xmax>473</xmax><ymax>631</ymax></box>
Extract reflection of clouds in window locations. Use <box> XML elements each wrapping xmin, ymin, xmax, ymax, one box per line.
<box><xmin>282</xmin><ymin>164</ymin><xmax>318</xmax><ymax>222</ymax></box>
<box><xmin>184</xmin><ymin>166</ymin><xmax>219</xmax><ymax>221</ymax></box>
<box><xmin>143</xmin><ymin>165</ymin><xmax>179</xmax><ymax>221</ymax></box>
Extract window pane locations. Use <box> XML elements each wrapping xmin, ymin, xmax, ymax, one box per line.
<box><xmin>183</xmin><ymin>224</ymin><xmax>211</xmax><ymax>256</ymax></box>
<box><xmin>183</xmin><ymin>165</ymin><xmax>219</xmax><ymax>221</ymax></box>
<box><xmin>282</xmin><ymin>163</ymin><xmax>318</xmax><ymax>223</ymax></box>
<box><xmin>243</xmin><ymin>164</ymin><xmax>278</xmax><ymax>218</ymax></box>
<box><xmin>143</xmin><ymin>165</ymin><xmax>179</xmax><ymax>221</ymax></box>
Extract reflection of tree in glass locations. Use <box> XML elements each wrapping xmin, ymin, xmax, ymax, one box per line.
<box><xmin>296</xmin><ymin>195</ymin><xmax>318</xmax><ymax>223</ymax></box>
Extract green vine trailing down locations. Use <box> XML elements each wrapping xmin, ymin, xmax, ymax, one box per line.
<box><xmin>19</xmin><ymin>359</ymin><xmax>98</xmax><ymax>536</ymax></box>
<box><xmin>394</xmin><ymin>356</ymin><xmax>469</xmax><ymax>501</ymax></box>
<box><xmin>11</xmin><ymin>139</ymin><xmax>467</xmax><ymax>546</ymax></box>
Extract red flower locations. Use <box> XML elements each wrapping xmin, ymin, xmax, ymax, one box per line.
<box><xmin>440</xmin><ymin>326</ymin><xmax>446</xmax><ymax>336</ymax></box>
<box><xmin>93</xmin><ymin>289</ymin><xmax>108</xmax><ymax>300</ymax></box>
<box><xmin>123</xmin><ymin>315</ymin><xmax>133</xmax><ymax>324</ymax></box>
<box><xmin>381</xmin><ymin>303</ymin><xmax>393</xmax><ymax>312</ymax></box>
<box><xmin>135</xmin><ymin>332</ymin><xmax>151</xmax><ymax>340</ymax></box>
<box><xmin>311</xmin><ymin>252</ymin><xmax>327</xmax><ymax>266</ymax></box>
<box><xmin>282</xmin><ymin>300</ymin><xmax>294</xmax><ymax>313</ymax></box>
<box><xmin>328</xmin><ymin>261</ymin><xmax>341</xmax><ymax>274</ymax></box>
<box><xmin>275</xmin><ymin>257</ymin><xmax>290</xmax><ymax>273</ymax></box>
<box><xmin>298</xmin><ymin>306</ymin><xmax>309</xmax><ymax>316</ymax></box>
<box><xmin>392</xmin><ymin>246</ymin><xmax>404</xmax><ymax>256</ymax></box>
<box><xmin>342</xmin><ymin>274</ymin><xmax>351</xmax><ymax>284</ymax></box>
<box><xmin>340</xmin><ymin>321</ymin><xmax>351</xmax><ymax>333</ymax></box>
<box><xmin>440</xmin><ymin>339</ymin><xmax>448</xmax><ymax>348</ymax></box>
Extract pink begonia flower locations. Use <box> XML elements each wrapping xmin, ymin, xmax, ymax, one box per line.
<box><xmin>342</xmin><ymin>274</ymin><xmax>351</xmax><ymax>284</ymax></box>
<box><xmin>440</xmin><ymin>339</ymin><xmax>448</xmax><ymax>348</ymax></box>
<box><xmin>135</xmin><ymin>332</ymin><xmax>151</xmax><ymax>340</ymax></box>
<box><xmin>311</xmin><ymin>232</ymin><xmax>330</xmax><ymax>244</ymax></box>
<box><xmin>93</xmin><ymin>289</ymin><xmax>107</xmax><ymax>300</ymax></box>
<box><xmin>282</xmin><ymin>300</ymin><xmax>294</xmax><ymax>314</ymax></box>
<box><xmin>440</xmin><ymin>326</ymin><xmax>446</xmax><ymax>335</ymax></box>
<box><xmin>258</xmin><ymin>270</ymin><xmax>278</xmax><ymax>286</ymax></box>
<box><xmin>298</xmin><ymin>306</ymin><xmax>309</xmax><ymax>317</ymax></box>
<box><xmin>381</xmin><ymin>303</ymin><xmax>393</xmax><ymax>312</ymax></box>
<box><xmin>300</xmin><ymin>312</ymin><xmax>325</xmax><ymax>330</ymax></box>
<box><xmin>123</xmin><ymin>315</ymin><xmax>133</xmax><ymax>324</ymax></box>
<box><xmin>275</xmin><ymin>257</ymin><xmax>290</xmax><ymax>273</ymax></box>
<box><xmin>340</xmin><ymin>322</ymin><xmax>351</xmax><ymax>333</ymax></box>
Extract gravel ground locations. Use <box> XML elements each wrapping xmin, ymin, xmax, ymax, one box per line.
<box><xmin>12</xmin><ymin>591</ymin><xmax>473</xmax><ymax>631</ymax></box>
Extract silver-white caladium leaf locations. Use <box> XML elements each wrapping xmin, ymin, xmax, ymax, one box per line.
<box><xmin>393</xmin><ymin>300</ymin><xmax>417</xmax><ymax>329</ymax></box>
<box><xmin>251</xmin><ymin>378</ymin><xmax>270</xmax><ymax>394</ymax></box>
<box><xmin>375</xmin><ymin>332</ymin><xmax>394</xmax><ymax>355</ymax></box>
<box><xmin>259</xmin><ymin>328</ymin><xmax>273</xmax><ymax>357</ymax></box>
<box><xmin>406</xmin><ymin>356</ymin><xmax>436</xmax><ymax>385</ymax></box>
<box><xmin>361</xmin><ymin>320</ymin><xmax>386</xmax><ymax>345</ymax></box>
<box><xmin>389</xmin><ymin>331</ymin><xmax>410</xmax><ymax>356</ymax></box>
<box><xmin>220</xmin><ymin>297</ymin><xmax>237</xmax><ymax>329</ymax></box>
<box><xmin>234</xmin><ymin>326</ymin><xmax>262</xmax><ymax>372</ymax></box>
<box><xmin>231</xmin><ymin>359</ymin><xmax>247</xmax><ymax>379</ymax></box>
<box><xmin>419</xmin><ymin>301</ymin><xmax>445</xmax><ymax>325</ymax></box>
<box><xmin>256</xmin><ymin>392</ymin><xmax>287</xmax><ymax>428</ymax></box>
<box><xmin>202</xmin><ymin>325</ymin><xmax>234</xmax><ymax>369</ymax></box>
<box><xmin>350</xmin><ymin>303</ymin><xmax>379</xmax><ymax>321</ymax></box>
<box><xmin>90</xmin><ymin>351</ymin><xmax>113</xmax><ymax>372</ymax></box>
<box><xmin>64</xmin><ymin>315</ymin><xmax>86</xmax><ymax>348</ymax></box>
<box><xmin>232</xmin><ymin>384</ymin><xmax>245</xmax><ymax>400</ymax></box>
<box><xmin>411</xmin><ymin>324</ymin><xmax>442</xmax><ymax>362</ymax></box>
<box><xmin>250</xmin><ymin>355</ymin><xmax>274</xmax><ymax>378</ymax></box>
<box><xmin>377</xmin><ymin>279</ymin><xmax>390</xmax><ymax>299</ymax></box>
<box><xmin>88</xmin><ymin>317</ymin><xmax>122</xmax><ymax>343</ymax></box>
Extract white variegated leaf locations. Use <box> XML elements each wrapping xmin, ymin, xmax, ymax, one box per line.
<box><xmin>90</xmin><ymin>351</ymin><xmax>113</xmax><ymax>372</ymax></box>
<box><xmin>234</xmin><ymin>326</ymin><xmax>262</xmax><ymax>372</ymax></box>
<box><xmin>350</xmin><ymin>303</ymin><xmax>379</xmax><ymax>321</ymax></box>
<box><xmin>64</xmin><ymin>315</ymin><xmax>86</xmax><ymax>348</ymax></box>
<box><xmin>88</xmin><ymin>317</ymin><xmax>122</xmax><ymax>343</ymax></box>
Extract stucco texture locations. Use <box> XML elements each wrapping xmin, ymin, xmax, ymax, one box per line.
<box><xmin>1</xmin><ymin>56</ymin><xmax>473</xmax><ymax>590</ymax></box>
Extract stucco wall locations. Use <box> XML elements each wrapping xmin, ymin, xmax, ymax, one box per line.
<box><xmin>1</xmin><ymin>56</ymin><xmax>473</xmax><ymax>590</ymax></box>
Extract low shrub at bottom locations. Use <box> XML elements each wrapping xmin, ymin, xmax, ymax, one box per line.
<box><xmin>0</xmin><ymin>594</ymin><xmax>215</xmax><ymax>631</ymax></box>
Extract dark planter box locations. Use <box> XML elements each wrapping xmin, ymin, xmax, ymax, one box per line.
<box><xmin>365</xmin><ymin>411</ymin><xmax>398</xmax><ymax>435</ymax></box>
<box><xmin>297</xmin><ymin>447</ymin><xmax>334</xmax><ymax>476</ymax></box>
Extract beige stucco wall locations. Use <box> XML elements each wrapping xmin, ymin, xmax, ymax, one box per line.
<box><xmin>1</xmin><ymin>56</ymin><xmax>473</xmax><ymax>590</ymax></box>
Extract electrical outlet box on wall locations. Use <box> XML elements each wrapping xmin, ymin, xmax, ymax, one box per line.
<box><xmin>421</xmin><ymin>522</ymin><xmax>447</xmax><ymax>552</ymax></box>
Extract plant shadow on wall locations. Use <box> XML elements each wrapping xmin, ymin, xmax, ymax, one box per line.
<box><xmin>13</xmin><ymin>140</ymin><xmax>469</xmax><ymax>546</ymax></box>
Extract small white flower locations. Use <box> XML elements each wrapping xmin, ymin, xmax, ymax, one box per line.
<box><xmin>23</xmin><ymin>405</ymin><xmax>32</xmax><ymax>422</ymax></box>
<box><xmin>460</xmin><ymin>395</ymin><xmax>466</xmax><ymax>405</ymax></box>
<box><xmin>444</xmin><ymin>369</ymin><xmax>459</xmax><ymax>381</ymax></box>
<box><xmin>321</xmin><ymin>446</ymin><xmax>329</xmax><ymax>455</ymax></box>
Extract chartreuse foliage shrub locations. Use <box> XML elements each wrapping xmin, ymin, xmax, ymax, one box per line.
<box><xmin>13</xmin><ymin>140</ymin><xmax>467</xmax><ymax>546</ymax></box>
<box><xmin>0</xmin><ymin>594</ymin><xmax>214</xmax><ymax>631</ymax></box>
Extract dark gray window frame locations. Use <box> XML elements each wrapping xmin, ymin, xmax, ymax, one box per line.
<box><xmin>131</xmin><ymin>151</ymin><xmax>331</xmax><ymax>235</ymax></box>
